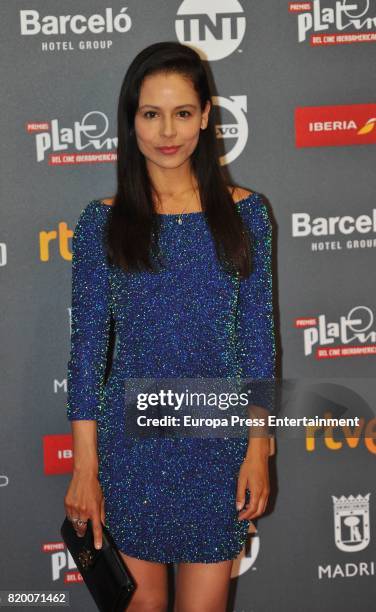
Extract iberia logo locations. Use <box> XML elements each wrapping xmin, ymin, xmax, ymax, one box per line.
<box><xmin>295</xmin><ymin>103</ymin><xmax>376</xmax><ymax>147</ymax></box>
<box><xmin>43</xmin><ymin>434</ymin><xmax>73</xmax><ymax>475</ymax></box>
<box><xmin>358</xmin><ymin>117</ymin><xmax>376</xmax><ymax>134</ymax></box>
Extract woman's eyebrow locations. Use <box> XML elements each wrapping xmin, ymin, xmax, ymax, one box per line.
<box><xmin>138</xmin><ymin>104</ymin><xmax>197</xmax><ymax>110</ymax></box>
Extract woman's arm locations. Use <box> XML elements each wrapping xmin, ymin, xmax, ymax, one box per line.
<box><xmin>64</xmin><ymin>202</ymin><xmax>112</xmax><ymax>549</ymax></box>
<box><xmin>236</xmin><ymin>193</ymin><xmax>276</xmax><ymax>449</ymax></box>
<box><xmin>71</xmin><ymin>421</ymin><xmax>98</xmax><ymax>474</ymax></box>
<box><xmin>66</xmin><ymin>202</ymin><xmax>112</xmax><ymax>421</ymax></box>
<box><xmin>235</xmin><ymin>194</ymin><xmax>276</xmax><ymax>520</ymax></box>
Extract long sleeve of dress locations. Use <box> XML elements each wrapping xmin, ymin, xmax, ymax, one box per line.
<box><xmin>66</xmin><ymin>202</ymin><xmax>112</xmax><ymax>421</ymax></box>
<box><xmin>236</xmin><ymin>195</ymin><xmax>276</xmax><ymax>414</ymax></box>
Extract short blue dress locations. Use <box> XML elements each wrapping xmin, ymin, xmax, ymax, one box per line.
<box><xmin>66</xmin><ymin>192</ymin><xmax>276</xmax><ymax>563</ymax></box>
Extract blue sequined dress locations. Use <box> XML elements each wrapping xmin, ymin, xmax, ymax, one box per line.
<box><xmin>66</xmin><ymin>192</ymin><xmax>275</xmax><ymax>563</ymax></box>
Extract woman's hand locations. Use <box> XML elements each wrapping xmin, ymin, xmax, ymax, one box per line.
<box><xmin>64</xmin><ymin>469</ymin><xmax>106</xmax><ymax>549</ymax></box>
<box><xmin>236</xmin><ymin>440</ymin><xmax>270</xmax><ymax>521</ymax></box>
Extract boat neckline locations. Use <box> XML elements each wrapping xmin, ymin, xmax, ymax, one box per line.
<box><xmin>94</xmin><ymin>192</ymin><xmax>256</xmax><ymax>217</ymax></box>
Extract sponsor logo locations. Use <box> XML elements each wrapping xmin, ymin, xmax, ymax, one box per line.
<box><xmin>292</xmin><ymin>207</ymin><xmax>376</xmax><ymax>252</ymax></box>
<box><xmin>43</xmin><ymin>434</ymin><xmax>73</xmax><ymax>475</ymax></box>
<box><xmin>42</xmin><ymin>541</ymin><xmax>83</xmax><ymax>582</ymax></box>
<box><xmin>39</xmin><ymin>219</ymin><xmax>73</xmax><ymax>262</ymax></box>
<box><xmin>333</xmin><ymin>494</ymin><xmax>370</xmax><ymax>552</ymax></box>
<box><xmin>176</xmin><ymin>0</ymin><xmax>246</xmax><ymax>60</ymax></box>
<box><xmin>306</xmin><ymin>412</ymin><xmax>376</xmax><ymax>454</ymax></box>
<box><xmin>27</xmin><ymin>111</ymin><xmax>117</xmax><ymax>164</ymax></box>
<box><xmin>318</xmin><ymin>560</ymin><xmax>375</xmax><ymax>578</ymax></box>
<box><xmin>295</xmin><ymin>103</ymin><xmax>376</xmax><ymax>147</ymax></box>
<box><xmin>20</xmin><ymin>8</ymin><xmax>132</xmax><ymax>52</ymax></box>
<box><xmin>289</xmin><ymin>0</ymin><xmax>376</xmax><ymax>46</ymax></box>
<box><xmin>213</xmin><ymin>95</ymin><xmax>248</xmax><ymax>164</ymax></box>
<box><xmin>317</xmin><ymin>493</ymin><xmax>374</xmax><ymax>579</ymax></box>
<box><xmin>295</xmin><ymin>305</ymin><xmax>376</xmax><ymax>359</ymax></box>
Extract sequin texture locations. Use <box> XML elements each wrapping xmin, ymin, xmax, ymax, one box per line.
<box><xmin>66</xmin><ymin>192</ymin><xmax>276</xmax><ymax>563</ymax></box>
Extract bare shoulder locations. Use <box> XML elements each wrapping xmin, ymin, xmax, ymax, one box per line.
<box><xmin>100</xmin><ymin>197</ymin><xmax>115</xmax><ymax>206</ymax></box>
<box><xmin>227</xmin><ymin>185</ymin><xmax>253</xmax><ymax>204</ymax></box>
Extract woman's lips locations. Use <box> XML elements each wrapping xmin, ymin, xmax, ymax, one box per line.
<box><xmin>157</xmin><ymin>146</ymin><xmax>181</xmax><ymax>155</ymax></box>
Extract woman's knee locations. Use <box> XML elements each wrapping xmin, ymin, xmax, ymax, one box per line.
<box><xmin>118</xmin><ymin>551</ymin><xmax>169</xmax><ymax>611</ymax></box>
<box><xmin>126</xmin><ymin>591</ymin><xmax>168</xmax><ymax>612</ymax></box>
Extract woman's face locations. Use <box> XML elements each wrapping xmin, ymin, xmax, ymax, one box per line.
<box><xmin>134</xmin><ymin>71</ymin><xmax>210</xmax><ymax>170</ymax></box>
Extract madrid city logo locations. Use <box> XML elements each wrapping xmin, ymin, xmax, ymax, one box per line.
<box><xmin>318</xmin><ymin>493</ymin><xmax>374</xmax><ymax>579</ymax></box>
<box><xmin>332</xmin><ymin>494</ymin><xmax>370</xmax><ymax>552</ymax></box>
<box><xmin>176</xmin><ymin>0</ymin><xmax>246</xmax><ymax>60</ymax></box>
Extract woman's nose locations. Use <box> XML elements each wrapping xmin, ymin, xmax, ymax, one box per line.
<box><xmin>160</xmin><ymin>117</ymin><xmax>177</xmax><ymax>137</ymax></box>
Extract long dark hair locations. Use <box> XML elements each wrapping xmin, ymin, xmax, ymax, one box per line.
<box><xmin>106</xmin><ymin>41</ymin><xmax>252</xmax><ymax>278</ymax></box>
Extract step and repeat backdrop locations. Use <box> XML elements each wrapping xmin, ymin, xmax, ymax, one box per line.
<box><xmin>1</xmin><ymin>1</ymin><xmax>375</xmax><ymax>611</ymax></box>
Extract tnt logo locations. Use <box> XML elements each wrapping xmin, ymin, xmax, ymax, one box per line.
<box><xmin>176</xmin><ymin>0</ymin><xmax>246</xmax><ymax>60</ymax></box>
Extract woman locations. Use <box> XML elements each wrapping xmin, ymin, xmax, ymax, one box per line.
<box><xmin>64</xmin><ymin>41</ymin><xmax>276</xmax><ymax>612</ymax></box>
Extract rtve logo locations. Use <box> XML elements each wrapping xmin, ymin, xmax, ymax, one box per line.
<box><xmin>306</xmin><ymin>412</ymin><xmax>376</xmax><ymax>454</ymax></box>
<box><xmin>175</xmin><ymin>0</ymin><xmax>246</xmax><ymax>60</ymax></box>
<box><xmin>39</xmin><ymin>219</ymin><xmax>73</xmax><ymax>262</ymax></box>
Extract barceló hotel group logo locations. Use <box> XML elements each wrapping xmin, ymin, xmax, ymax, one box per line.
<box><xmin>295</xmin><ymin>103</ymin><xmax>376</xmax><ymax>147</ymax></box>
<box><xmin>19</xmin><ymin>8</ymin><xmax>132</xmax><ymax>52</ymax></box>
<box><xmin>292</xmin><ymin>207</ymin><xmax>376</xmax><ymax>252</ymax></box>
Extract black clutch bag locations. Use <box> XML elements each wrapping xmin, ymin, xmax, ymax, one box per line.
<box><xmin>60</xmin><ymin>516</ymin><xmax>136</xmax><ymax>612</ymax></box>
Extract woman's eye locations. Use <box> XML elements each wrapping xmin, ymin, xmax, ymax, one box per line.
<box><xmin>143</xmin><ymin>110</ymin><xmax>191</xmax><ymax>119</ymax></box>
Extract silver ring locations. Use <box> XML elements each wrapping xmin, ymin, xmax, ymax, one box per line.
<box><xmin>70</xmin><ymin>517</ymin><xmax>88</xmax><ymax>526</ymax></box>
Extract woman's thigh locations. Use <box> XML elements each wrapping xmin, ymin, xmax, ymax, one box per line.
<box><xmin>119</xmin><ymin>551</ymin><xmax>169</xmax><ymax>612</ymax></box>
<box><xmin>174</xmin><ymin>560</ymin><xmax>233</xmax><ymax>612</ymax></box>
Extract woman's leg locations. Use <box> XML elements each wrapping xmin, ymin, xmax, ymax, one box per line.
<box><xmin>173</xmin><ymin>560</ymin><xmax>233</xmax><ymax>612</ymax></box>
<box><xmin>118</xmin><ymin>551</ymin><xmax>169</xmax><ymax>612</ymax></box>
